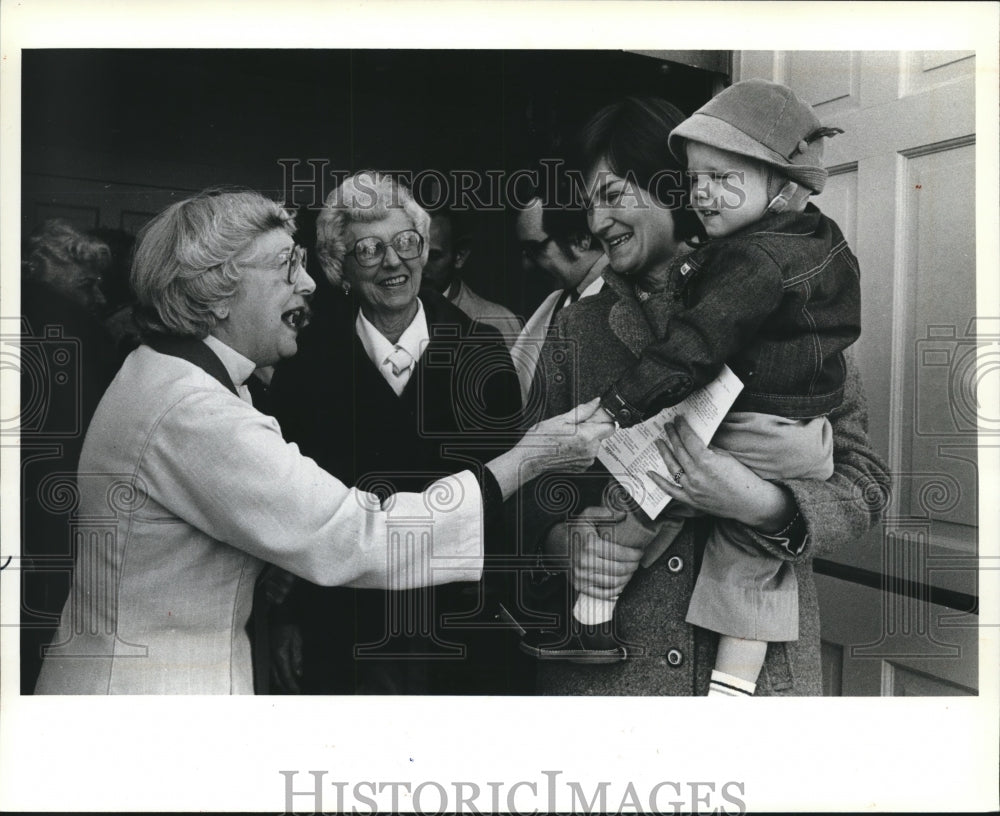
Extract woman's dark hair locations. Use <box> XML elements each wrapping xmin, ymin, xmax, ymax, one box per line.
<box><xmin>570</xmin><ymin>96</ymin><xmax>703</xmax><ymax>243</ymax></box>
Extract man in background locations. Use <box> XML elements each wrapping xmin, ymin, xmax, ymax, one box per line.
<box><xmin>511</xmin><ymin>196</ymin><xmax>608</xmax><ymax>412</ymax></box>
<box><xmin>424</xmin><ymin>208</ymin><xmax>522</xmax><ymax>348</ymax></box>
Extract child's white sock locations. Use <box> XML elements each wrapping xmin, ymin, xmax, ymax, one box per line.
<box><xmin>708</xmin><ymin>669</ymin><xmax>756</xmax><ymax>697</ymax></box>
<box><xmin>573</xmin><ymin>594</ymin><xmax>615</xmax><ymax>626</ymax></box>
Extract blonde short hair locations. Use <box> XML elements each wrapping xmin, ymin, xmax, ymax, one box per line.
<box><xmin>315</xmin><ymin>171</ymin><xmax>430</xmax><ymax>287</ymax></box>
<box><xmin>131</xmin><ymin>189</ymin><xmax>295</xmax><ymax>338</ymax></box>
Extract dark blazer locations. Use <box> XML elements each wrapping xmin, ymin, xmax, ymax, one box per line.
<box><xmin>268</xmin><ymin>288</ymin><xmax>529</xmax><ymax>694</ymax></box>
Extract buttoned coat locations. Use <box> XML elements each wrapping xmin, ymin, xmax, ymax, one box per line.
<box><xmin>510</xmin><ymin>262</ymin><xmax>608</xmax><ymax>411</ymax></box>
<box><xmin>526</xmin><ymin>268</ymin><xmax>889</xmax><ymax>695</ymax></box>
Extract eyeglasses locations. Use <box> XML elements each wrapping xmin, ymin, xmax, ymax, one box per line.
<box><xmin>280</xmin><ymin>244</ymin><xmax>308</xmax><ymax>285</ymax></box>
<box><xmin>346</xmin><ymin>230</ymin><xmax>424</xmax><ymax>268</ymax></box>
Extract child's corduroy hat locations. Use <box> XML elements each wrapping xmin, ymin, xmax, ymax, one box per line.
<box><xmin>668</xmin><ymin>79</ymin><xmax>842</xmax><ymax>194</ymax></box>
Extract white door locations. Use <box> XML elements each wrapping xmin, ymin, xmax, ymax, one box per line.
<box><xmin>736</xmin><ymin>51</ymin><xmax>980</xmax><ymax>695</ymax></box>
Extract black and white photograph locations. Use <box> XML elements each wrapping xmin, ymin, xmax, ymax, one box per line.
<box><xmin>1</xmin><ymin>1</ymin><xmax>997</xmax><ymax>813</ymax></box>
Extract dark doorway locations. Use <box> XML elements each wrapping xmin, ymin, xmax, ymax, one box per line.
<box><xmin>22</xmin><ymin>48</ymin><xmax>725</xmax><ymax>316</ymax></box>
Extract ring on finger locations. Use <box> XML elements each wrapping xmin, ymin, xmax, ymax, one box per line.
<box><xmin>672</xmin><ymin>468</ymin><xmax>684</xmax><ymax>486</ymax></box>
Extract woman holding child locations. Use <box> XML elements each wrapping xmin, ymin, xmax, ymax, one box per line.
<box><xmin>522</xmin><ymin>88</ymin><xmax>890</xmax><ymax>696</ymax></box>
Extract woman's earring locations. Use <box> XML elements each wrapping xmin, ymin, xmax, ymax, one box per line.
<box><xmin>342</xmin><ymin>281</ymin><xmax>352</xmax><ymax>295</ymax></box>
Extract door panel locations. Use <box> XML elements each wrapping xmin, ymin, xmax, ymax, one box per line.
<box><xmin>901</xmin><ymin>145</ymin><xmax>977</xmax><ymax>532</ymax></box>
<box><xmin>736</xmin><ymin>51</ymin><xmax>979</xmax><ymax>694</ymax></box>
<box><xmin>787</xmin><ymin>51</ymin><xmax>860</xmax><ymax>116</ymax></box>
<box><xmin>904</xmin><ymin>51</ymin><xmax>976</xmax><ymax>95</ymax></box>
<box><xmin>815</xmin><ymin>574</ymin><xmax>978</xmax><ymax>695</ymax></box>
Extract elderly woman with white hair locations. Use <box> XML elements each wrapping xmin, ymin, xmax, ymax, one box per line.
<box><xmin>34</xmin><ymin>187</ymin><xmax>614</xmax><ymax>695</ymax></box>
<box><xmin>266</xmin><ymin>172</ymin><xmax>534</xmax><ymax>694</ymax></box>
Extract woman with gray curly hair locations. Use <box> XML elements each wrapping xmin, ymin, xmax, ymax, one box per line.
<box><xmin>34</xmin><ymin>187</ymin><xmax>614</xmax><ymax>695</ymax></box>
<box><xmin>266</xmin><ymin>172</ymin><xmax>535</xmax><ymax>694</ymax></box>
<box><xmin>23</xmin><ymin>218</ymin><xmax>111</xmax><ymax>316</ymax></box>
<box><xmin>314</xmin><ymin>170</ymin><xmax>431</xmax><ymax>343</ymax></box>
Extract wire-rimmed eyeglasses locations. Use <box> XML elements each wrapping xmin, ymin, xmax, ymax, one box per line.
<box><xmin>281</xmin><ymin>244</ymin><xmax>308</xmax><ymax>285</ymax></box>
<box><xmin>346</xmin><ymin>230</ymin><xmax>424</xmax><ymax>268</ymax></box>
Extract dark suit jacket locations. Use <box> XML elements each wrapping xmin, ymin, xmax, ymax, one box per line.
<box><xmin>268</xmin><ymin>288</ymin><xmax>529</xmax><ymax>694</ymax></box>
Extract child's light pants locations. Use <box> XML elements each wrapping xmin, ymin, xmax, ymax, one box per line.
<box><xmin>684</xmin><ymin>411</ymin><xmax>833</xmax><ymax>641</ymax></box>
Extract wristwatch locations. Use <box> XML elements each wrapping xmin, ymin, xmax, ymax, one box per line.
<box><xmin>599</xmin><ymin>386</ymin><xmax>642</xmax><ymax>428</ymax></box>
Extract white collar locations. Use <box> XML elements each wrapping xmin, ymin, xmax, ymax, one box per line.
<box><xmin>355</xmin><ymin>298</ymin><xmax>430</xmax><ymax>369</ymax></box>
<box><xmin>578</xmin><ymin>275</ymin><xmax>605</xmax><ymax>300</ymax></box>
<box><xmin>202</xmin><ymin>334</ymin><xmax>257</xmax><ymax>388</ymax></box>
<box><xmin>578</xmin><ymin>254</ymin><xmax>610</xmax><ymax>299</ymax></box>
<box><xmin>556</xmin><ymin>256</ymin><xmax>609</xmax><ymax>307</ymax></box>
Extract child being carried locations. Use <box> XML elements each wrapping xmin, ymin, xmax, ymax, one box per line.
<box><xmin>576</xmin><ymin>79</ymin><xmax>861</xmax><ymax>698</ymax></box>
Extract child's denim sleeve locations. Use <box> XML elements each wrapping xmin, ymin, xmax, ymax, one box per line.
<box><xmin>600</xmin><ymin>243</ymin><xmax>784</xmax><ymax>427</ymax></box>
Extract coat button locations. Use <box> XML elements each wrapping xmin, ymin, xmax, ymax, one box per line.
<box><xmin>619</xmin><ymin>409</ymin><xmax>633</xmax><ymax>425</ymax></box>
<box><xmin>666</xmin><ymin>555</ymin><xmax>684</xmax><ymax>573</ymax></box>
<box><xmin>666</xmin><ymin>648</ymin><xmax>684</xmax><ymax>666</ymax></box>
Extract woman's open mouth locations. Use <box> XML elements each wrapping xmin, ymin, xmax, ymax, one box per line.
<box><xmin>378</xmin><ymin>275</ymin><xmax>409</xmax><ymax>289</ymax></box>
<box><xmin>281</xmin><ymin>306</ymin><xmax>311</xmax><ymax>330</ymax></box>
<box><xmin>607</xmin><ymin>232</ymin><xmax>633</xmax><ymax>249</ymax></box>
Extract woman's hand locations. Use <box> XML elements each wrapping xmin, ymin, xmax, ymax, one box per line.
<box><xmin>527</xmin><ymin>397</ymin><xmax>617</xmax><ymax>472</ymax></box>
<box><xmin>487</xmin><ymin>398</ymin><xmax>616</xmax><ymax>499</ymax></box>
<box><xmin>543</xmin><ymin>507</ymin><xmax>645</xmax><ymax>600</ymax></box>
<box><xmin>648</xmin><ymin>416</ymin><xmax>796</xmax><ymax>533</ymax></box>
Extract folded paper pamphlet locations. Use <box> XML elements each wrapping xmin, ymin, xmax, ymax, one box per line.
<box><xmin>597</xmin><ymin>365</ymin><xmax>744</xmax><ymax>519</ymax></box>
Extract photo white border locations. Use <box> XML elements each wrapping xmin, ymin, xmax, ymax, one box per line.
<box><xmin>1</xmin><ymin>1</ymin><xmax>998</xmax><ymax>812</ymax></box>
